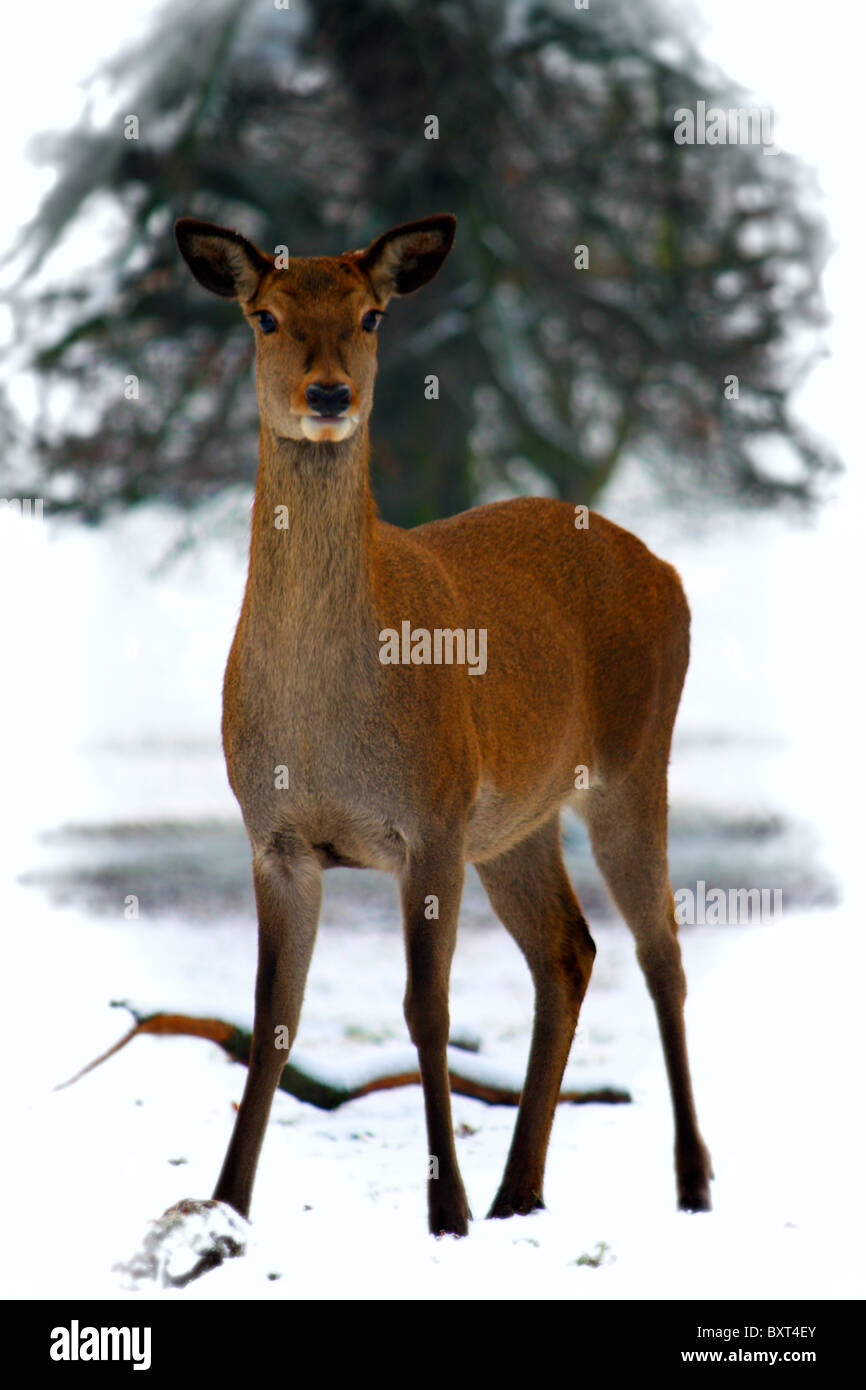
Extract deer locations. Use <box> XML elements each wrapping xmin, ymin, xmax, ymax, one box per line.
<box><xmin>171</xmin><ymin>211</ymin><xmax>713</xmax><ymax>1242</ymax></box>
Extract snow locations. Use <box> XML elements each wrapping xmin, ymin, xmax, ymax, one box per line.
<box><xmin>2</xmin><ymin>858</ymin><xmax>862</xmax><ymax>1299</ymax></box>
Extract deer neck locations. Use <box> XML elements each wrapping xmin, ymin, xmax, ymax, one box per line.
<box><xmin>242</xmin><ymin>421</ymin><xmax>378</xmax><ymax>646</ymax></box>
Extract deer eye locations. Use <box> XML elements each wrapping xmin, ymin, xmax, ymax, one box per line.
<box><xmin>361</xmin><ymin>309</ymin><xmax>385</xmax><ymax>333</ymax></box>
<box><xmin>255</xmin><ymin>311</ymin><xmax>278</xmax><ymax>335</ymax></box>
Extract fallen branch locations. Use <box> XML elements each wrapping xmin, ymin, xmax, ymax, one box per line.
<box><xmin>57</xmin><ymin>1001</ymin><xmax>631</xmax><ymax>1110</ymax></box>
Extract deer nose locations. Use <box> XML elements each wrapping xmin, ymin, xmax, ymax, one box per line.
<box><xmin>305</xmin><ymin>382</ymin><xmax>351</xmax><ymax>417</ymax></box>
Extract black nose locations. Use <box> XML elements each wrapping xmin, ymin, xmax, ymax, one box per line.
<box><xmin>305</xmin><ymin>382</ymin><xmax>351</xmax><ymax>417</ymax></box>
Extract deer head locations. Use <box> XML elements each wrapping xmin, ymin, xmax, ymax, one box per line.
<box><xmin>175</xmin><ymin>214</ymin><xmax>457</xmax><ymax>446</ymax></box>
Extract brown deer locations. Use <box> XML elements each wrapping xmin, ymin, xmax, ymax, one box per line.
<box><xmin>173</xmin><ymin>212</ymin><xmax>712</xmax><ymax>1238</ymax></box>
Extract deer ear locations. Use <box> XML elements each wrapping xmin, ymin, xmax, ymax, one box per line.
<box><xmin>175</xmin><ymin>218</ymin><xmax>271</xmax><ymax>301</ymax></box>
<box><xmin>357</xmin><ymin>214</ymin><xmax>456</xmax><ymax>300</ymax></box>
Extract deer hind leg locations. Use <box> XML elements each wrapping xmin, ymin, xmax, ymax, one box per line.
<box><xmin>584</xmin><ymin>768</ymin><xmax>713</xmax><ymax>1212</ymax></box>
<box><xmin>212</xmin><ymin>841</ymin><xmax>323</xmax><ymax>1219</ymax></box>
<box><xmin>477</xmin><ymin>815</ymin><xmax>596</xmax><ymax>1219</ymax></box>
<box><xmin>401</xmin><ymin>839</ymin><xmax>472</xmax><ymax>1237</ymax></box>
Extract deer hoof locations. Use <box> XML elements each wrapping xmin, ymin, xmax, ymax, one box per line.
<box><xmin>429</xmin><ymin>1193</ymin><xmax>472</xmax><ymax>1238</ymax></box>
<box><xmin>677</xmin><ymin>1141</ymin><xmax>714</xmax><ymax>1212</ymax></box>
<box><xmin>486</xmin><ymin>1188</ymin><xmax>545</xmax><ymax>1220</ymax></box>
<box><xmin>678</xmin><ymin>1180</ymin><xmax>713</xmax><ymax>1213</ymax></box>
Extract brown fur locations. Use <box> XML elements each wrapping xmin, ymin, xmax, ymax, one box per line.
<box><xmin>174</xmin><ymin>213</ymin><xmax>712</xmax><ymax>1235</ymax></box>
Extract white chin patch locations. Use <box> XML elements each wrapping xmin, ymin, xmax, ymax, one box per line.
<box><xmin>300</xmin><ymin>415</ymin><xmax>358</xmax><ymax>444</ymax></box>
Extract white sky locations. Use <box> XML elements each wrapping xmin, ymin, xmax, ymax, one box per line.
<box><xmin>1</xmin><ymin>1</ymin><xmax>156</xmax><ymax>242</ymax></box>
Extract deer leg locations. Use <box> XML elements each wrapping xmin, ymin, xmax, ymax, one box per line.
<box><xmin>585</xmin><ymin>781</ymin><xmax>712</xmax><ymax>1212</ymax></box>
<box><xmin>401</xmin><ymin>841</ymin><xmax>471</xmax><ymax>1237</ymax></box>
<box><xmin>212</xmin><ymin>844</ymin><xmax>322</xmax><ymax>1219</ymax></box>
<box><xmin>477</xmin><ymin>816</ymin><xmax>596</xmax><ymax>1219</ymax></box>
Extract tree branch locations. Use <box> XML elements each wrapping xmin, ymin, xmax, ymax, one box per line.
<box><xmin>57</xmin><ymin>1002</ymin><xmax>632</xmax><ymax>1111</ymax></box>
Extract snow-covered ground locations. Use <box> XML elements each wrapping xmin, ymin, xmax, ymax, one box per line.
<box><xmin>2</xmin><ymin>873</ymin><xmax>861</xmax><ymax>1301</ymax></box>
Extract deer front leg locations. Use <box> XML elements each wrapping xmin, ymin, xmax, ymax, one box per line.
<box><xmin>401</xmin><ymin>841</ymin><xmax>471</xmax><ymax>1237</ymax></box>
<box><xmin>213</xmin><ymin>845</ymin><xmax>323</xmax><ymax>1218</ymax></box>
